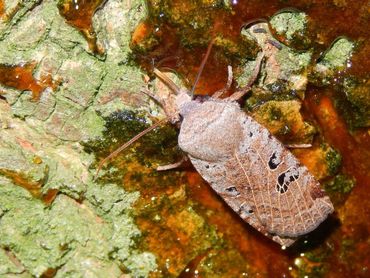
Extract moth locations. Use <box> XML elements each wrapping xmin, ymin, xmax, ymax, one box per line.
<box><xmin>97</xmin><ymin>46</ymin><xmax>334</xmax><ymax>248</ymax></box>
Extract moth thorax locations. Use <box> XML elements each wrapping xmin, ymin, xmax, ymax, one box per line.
<box><xmin>179</xmin><ymin>102</ymin><xmax>243</xmax><ymax>161</ymax></box>
<box><xmin>177</xmin><ymin>98</ymin><xmax>200</xmax><ymax>119</ymax></box>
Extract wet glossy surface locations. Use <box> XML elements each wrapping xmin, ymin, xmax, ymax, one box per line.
<box><xmin>0</xmin><ymin>63</ymin><xmax>57</xmax><ymax>100</ymax></box>
<box><xmin>0</xmin><ymin>0</ymin><xmax>4</xmax><ymax>18</ymax></box>
<box><xmin>1</xmin><ymin>0</ymin><xmax>368</xmax><ymax>276</ymax></box>
<box><xmin>133</xmin><ymin>0</ymin><xmax>369</xmax><ymax>95</ymax></box>
<box><xmin>130</xmin><ymin>0</ymin><xmax>370</xmax><ymax>277</ymax></box>
<box><xmin>58</xmin><ymin>0</ymin><xmax>106</xmax><ymax>54</ymax></box>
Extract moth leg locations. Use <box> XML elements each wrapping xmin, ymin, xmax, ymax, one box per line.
<box><xmin>95</xmin><ymin>118</ymin><xmax>167</xmax><ymax>179</ymax></box>
<box><xmin>272</xmin><ymin>235</ymin><xmax>296</xmax><ymax>248</ymax></box>
<box><xmin>157</xmin><ymin>156</ymin><xmax>189</xmax><ymax>171</ymax></box>
<box><xmin>227</xmin><ymin>52</ymin><xmax>264</xmax><ymax>101</ymax></box>
<box><xmin>153</xmin><ymin>68</ymin><xmax>181</xmax><ymax>95</ymax></box>
<box><xmin>141</xmin><ymin>87</ymin><xmax>165</xmax><ymax>106</ymax></box>
<box><xmin>213</xmin><ymin>65</ymin><xmax>233</xmax><ymax>99</ymax></box>
<box><xmin>285</xmin><ymin>143</ymin><xmax>312</xmax><ymax>149</ymax></box>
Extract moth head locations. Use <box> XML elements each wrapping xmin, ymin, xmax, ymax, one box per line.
<box><xmin>153</xmin><ymin>68</ymin><xmax>195</xmax><ymax>125</ymax></box>
<box><xmin>176</xmin><ymin>90</ymin><xmax>199</xmax><ymax>119</ymax></box>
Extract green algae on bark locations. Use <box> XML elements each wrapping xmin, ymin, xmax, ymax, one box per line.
<box><xmin>325</xmin><ymin>145</ymin><xmax>342</xmax><ymax>176</ymax></box>
<box><xmin>324</xmin><ymin>174</ymin><xmax>355</xmax><ymax>206</ymax></box>
<box><xmin>341</xmin><ymin>78</ymin><xmax>370</xmax><ymax>128</ymax></box>
<box><xmin>292</xmin><ymin>142</ymin><xmax>342</xmax><ymax>181</ymax></box>
<box><xmin>85</xmin><ymin>110</ymin><xmax>180</xmax><ymax>177</ymax></box>
<box><xmin>251</xmin><ymin>99</ymin><xmax>317</xmax><ymax>145</ymax></box>
<box><xmin>0</xmin><ymin>0</ymin><xmax>159</xmax><ymax>276</ymax></box>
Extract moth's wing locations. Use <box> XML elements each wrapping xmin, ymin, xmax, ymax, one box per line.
<box><xmin>189</xmin><ymin>157</ymin><xmax>298</xmax><ymax>247</ymax></box>
<box><xmin>188</xmin><ymin>113</ymin><xmax>333</xmax><ymax>245</ymax></box>
<box><xmin>189</xmin><ymin>158</ymin><xmax>266</xmax><ymax>230</ymax></box>
<box><xmin>235</xmin><ymin>115</ymin><xmax>334</xmax><ymax>238</ymax></box>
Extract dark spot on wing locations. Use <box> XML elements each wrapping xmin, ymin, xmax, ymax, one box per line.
<box><xmin>225</xmin><ymin>186</ymin><xmax>240</xmax><ymax>196</ymax></box>
<box><xmin>238</xmin><ymin>203</ymin><xmax>254</xmax><ymax>218</ymax></box>
<box><xmin>276</xmin><ymin>168</ymin><xmax>299</xmax><ymax>194</ymax></box>
<box><xmin>268</xmin><ymin>152</ymin><xmax>280</xmax><ymax>170</ymax></box>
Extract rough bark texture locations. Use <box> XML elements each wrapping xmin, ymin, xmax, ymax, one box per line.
<box><xmin>0</xmin><ymin>0</ymin><xmax>157</xmax><ymax>277</ymax></box>
<box><xmin>0</xmin><ymin>1</ymin><xmax>365</xmax><ymax>277</ymax></box>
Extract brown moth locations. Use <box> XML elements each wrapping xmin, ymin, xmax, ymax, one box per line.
<box><xmin>97</xmin><ymin>50</ymin><xmax>334</xmax><ymax>248</ymax></box>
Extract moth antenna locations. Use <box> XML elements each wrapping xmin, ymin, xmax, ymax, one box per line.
<box><xmin>213</xmin><ymin>65</ymin><xmax>233</xmax><ymax>99</ymax></box>
<box><xmin>95</xmin><ymin>118</ymin><xmax>167</xmax><ymax>179</ymax></box>
<box><xmin>190</xmin><ymin>38</ymin><xmax>215</xmax><ymax>96</ymax></box>
<box><xmin>153</xmin><ymin>68</ymin><xmax>181</xmax><ymax>94</ymax></box>
<box><xmin>156</xmin><ymin>55</ymin><xmax>180</xmax><ymax>68</ymax></box>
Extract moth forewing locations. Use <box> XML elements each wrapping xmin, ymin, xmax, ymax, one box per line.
<box><xmin>178</xmin><ymin>98</ymin><xmax>334</xmax><ymax>246</ymax></box>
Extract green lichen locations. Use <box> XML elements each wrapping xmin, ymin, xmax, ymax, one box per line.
<box><xmin>0</xmin><ymin>181</ymin><xmax>72</xmax><ymax>276</ymax></box>
<box><xmin>239</xmin><ymin>21</ymin><xmax>311</xmax><ymax>94</ymax></box>
<box><xmin>276</xmin><ymin>47</ymin><xmax>312</xmax><ymax>76</ymax></box>
<box><xmin>0</xmin><ymin>0</ymin><xmax>83</xmax><ymax>64</ymax></box>
<box><xmin>0</xmin><ymin>146</ymin><xmax>47</xmax><ymax>186</ymax></box>
<box><xmin>84</xmin><ymin>182</ymin><xmax>158</xmax><ymax>277</ymax></box>
<box><xmin>0</xmin><ymin>248</ymin><xmax>25</xmax><ymax>276</ymax></box>
<box><xmin>123</xmin><ymin>252</ymin><xmax>157</xmax><ymax>277</ymax></box>
<box><xmin>312</xmin><ymin>37</ymin><xmax>354</xmax><ymax>85</ymax></box>
<box><xmin>270</xmin><ymin>11</ymin><xmax>307</xmax><ymax>41</ymax></box>
<box><xmin>0</xmin><ymin>0</ymin><xmax>42</xmax><ymax>40</ymax></box>
<box><xmin>319</xmin><ymin>37</ymin><xmax>354</xmax><ymax>70</ymax></box>
<box><xmin>0</xmin><ymin>175</ymin><xmax>155</xmax><ymax>277</ymax></box>
<box><xmin>236</xmin><ymin>58</ymin><xmax>260</xmax><ymax>89</ymax></box>
<box><xmin>0</xmin><ymin>0</ymin><xmax>158</xmax><ymax>276</ymax></box>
